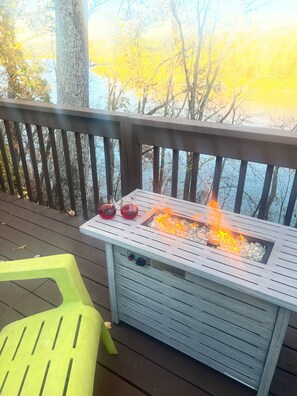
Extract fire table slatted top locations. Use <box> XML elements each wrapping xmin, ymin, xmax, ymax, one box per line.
<box><xmin>80</xmin><ymin>189</ymin><xmax>297</xmax><ymax>312</ymax></box>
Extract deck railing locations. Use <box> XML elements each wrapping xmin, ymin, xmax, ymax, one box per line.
<box><xmin>0</xmin><ymin>98</ymin><xmax>296</xmax><ymax>225</ymax></box>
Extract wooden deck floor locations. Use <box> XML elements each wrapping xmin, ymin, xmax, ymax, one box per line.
<box><xmin>0</xmin><ymin>191</ymin><xmax>297</xmax><ymax>396</ymax></box>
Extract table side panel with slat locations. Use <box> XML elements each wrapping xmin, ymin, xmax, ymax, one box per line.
<box><xmin>113</xmin><ymin>246</ymin><xmax>280</xmax><ymax>389</ymax></box>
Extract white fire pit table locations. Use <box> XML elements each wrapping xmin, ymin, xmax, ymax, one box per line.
<box><xmin>80</xmin><ymin>189</ymin><xmax>297</xmax><ymax>396</ymax></box>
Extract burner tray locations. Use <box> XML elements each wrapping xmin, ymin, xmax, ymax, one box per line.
<box><xmin>142</xmin><ymin>212</ymin><xmax>274</xmax><ymax>264</ymax></box>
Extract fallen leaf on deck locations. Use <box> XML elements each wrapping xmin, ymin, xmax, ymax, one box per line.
<box><xmin>67</xmin><ymin>209</ymin><xmax>76</xmax><ymax>217</ymax></box>
<box><xmin>104</xmin><ymin>321</ymin><xmax>112</xmax><ymax>330</ymax></box>
<box><xmin>14</xmin><ymin>245</ymin><xmax>27</xmax><ymax>250</ymax></box>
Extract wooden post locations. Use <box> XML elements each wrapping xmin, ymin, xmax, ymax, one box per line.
<box><xmin>119</xmin><ymin>121</ymin><xmax>141</xmax><ymax>196</ymax></box>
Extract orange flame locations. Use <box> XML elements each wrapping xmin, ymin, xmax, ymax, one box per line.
<box><xmin>207</xmin><ymin>200</ymin><xmax>244</xmax><ymax>253</ymax></box>
<box><xmin>152</xmin><ymin>207</ymin><xmax>187</xmax><ymax>235</ymax></box>
<box><xmin>150</xmin><ymin>201</ymin><xmax>245</xmax><ymax>254</ymax></box>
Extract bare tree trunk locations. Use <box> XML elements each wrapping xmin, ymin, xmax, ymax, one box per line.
<box><xmin>54</xmin><ymin>0</ymin><xmax>90</xmax><ymax>215</ymax></box>
<box><xmin>55</xmin><ymin>0</ymin><xmax>89</xmax><ymax>107</ymax></box>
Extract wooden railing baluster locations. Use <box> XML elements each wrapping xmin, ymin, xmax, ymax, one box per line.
<box><xmin>61</xmin><ymin>130</ymin><xmax>76</xmax><ymax>213</ymax></box>
<box><xmin>25</xmin><ymin>123</ymin><xmax>43</xmax><ymax>204</ymax></box>
<box><xmin>212</xmin><ymin>156</ymin><xmax>223</xmax><ymax>202</ymax></box>
<box><xmin>14</xmin><ymin>122</ymin><xmax>33</xmax><ymax>201</ymax></box>
<box><xmin>89</xmin><ymin>134</ymin><xmax>99</xmax><ymax>214</ymax></box>
<box><xmin>234</xmin><ymin>160</ymin><xmax>248</xmax><ymax>213</ymax></box>
<box><xmin>48</xmin><ymin>127</ymin><xmax>64</xmax><ymax>211</ymax></box>
<box><xmin>284</xmin><ymin>170</ymin><xmax>297</xmax><ymax>226</ymax></box>
<box><xmin>0</xmin><ymin>125</ymin><xmax>15</xmax><ymax>195</ymax></box>
<box><xmin>0</xmin><ymin>163</ymin><xmax>6</xmax><ymax>192</ymax></box>
<box><xmin>4</xmin><ymin>120</ymin><xmax>23</xmax><ymax>198</ymax></box>
<box><xmin>104</xmin><ymin>137</ymin><xmax>113</xmax><ymax>197</ymax></box>
<box><xmin>171</xmin><ymin>149</ymin><xmax>179</xmax><ymax>198</ymax></box>
<box><xmin>153</xmin><ymin>146</ymin><xmax>160</xmax><ymax>193</ymax></box>
<box><xmin>190</xmin><ymin>153</ymin><xmax>199</xmax><ymax>202</ymax></box>
<box><xmin>36</xmin><ymin>126</ymin><xmax>53</xmax><ymax>207</ymax></box>
<box><xmin>75</xmin><ymin>132</ymin><xmax>88</xmax><ymax>219</ymax></box>
<box><xmin>258</xmin><ymin>164</ymin><xmax>274</xmax><ymax>219</ymax></box>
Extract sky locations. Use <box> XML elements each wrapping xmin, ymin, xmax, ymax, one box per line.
<box><xmin>247</xmin><ymin>0</ymin><xmax>297</xmax><ymax>29</ymax></box>
<box><xmin>88</xmin><ymin>0</ymin><xmax>297</xmax><ymax>40</ymax></box>
<box><xmin>21</xmin><ymin>0</ymin><xmax>297</xmax><ymax>41</ymax></box>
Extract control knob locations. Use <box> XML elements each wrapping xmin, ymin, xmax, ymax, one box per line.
<box><xmin>136</xmin><ymin>257</ymin><xmax>146</xmax><ymax>266</ymax></box>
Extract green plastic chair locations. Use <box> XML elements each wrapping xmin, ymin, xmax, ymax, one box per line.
<box><xmin>0</xmin><ymin>254</ymin><xmax>117</xmax><ymax>396</ymax></box>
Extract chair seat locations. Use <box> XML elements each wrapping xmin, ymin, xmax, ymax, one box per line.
<box><xmin>0</xmin><ymin>303</ymin><xmax>101</xmax><ymax>396</ymax></box>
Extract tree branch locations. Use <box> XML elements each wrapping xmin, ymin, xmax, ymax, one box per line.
<box><xmin>88</xmin><ymin>0</ymin><xmax>109</xmax><ymax>16</ymax></box>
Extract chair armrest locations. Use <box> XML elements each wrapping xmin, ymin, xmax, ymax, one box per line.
<box><xmin>0</xmin><ymin>254</ymin><xmax>93</xmax><ymax>307</ymax></box>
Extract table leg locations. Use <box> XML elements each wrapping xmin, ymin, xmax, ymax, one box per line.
<box><xmin>257</xmin><ymin>307</ymin><xmax>291</xmax><ymax>396</ymax></box>
<box><xmin>105</xmin><ymin>243</ymin><xmax>119</xmax><ymax>324</ymax></box>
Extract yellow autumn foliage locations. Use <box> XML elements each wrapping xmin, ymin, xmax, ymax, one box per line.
<box><xmin>90</xmin><ymin>25</ymin><xmax>297</xmax><ymax>114</ymax></box>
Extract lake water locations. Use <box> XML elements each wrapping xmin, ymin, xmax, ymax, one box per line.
<box><xmin>43</xmin><ymin>59</ymin><xmax>108</xmax><ymax>108</ymax></box>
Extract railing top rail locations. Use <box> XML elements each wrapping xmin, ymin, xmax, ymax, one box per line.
<box><xmin>0</xmin><ymin>98</ymin><xmax>126</xmax><ymax>123</ymax></box>
<box><xmin>1</xmin><ymin>98</ymin><xmax>297</xmax><ymax>146</ymax></box>
<box><xmin>0</xmin><ymin>99</ymin><xmax>123</xmax><ymax>138</ymax></box>
<box><xmin>128</xmin><ymin>114</ymin><xmax>297</xmax><ymax>146</ymax></box>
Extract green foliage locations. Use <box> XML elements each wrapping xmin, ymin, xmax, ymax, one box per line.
<box><xmin>0</xmin><ymin>139</ymin><xmax>14</xmax><ymax>192</ymax></box>
<box><xmin>0</xmin><ymin>1</ymin><xmax>50</xmax><ymax>101</ymax></box>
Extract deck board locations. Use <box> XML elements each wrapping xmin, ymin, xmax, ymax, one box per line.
<box><xmin>0</xmin><ymin>192</ymin><xmax>297</xmax><ymax>396</ymax></box>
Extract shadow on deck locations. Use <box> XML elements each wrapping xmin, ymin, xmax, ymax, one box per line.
<box><xmin>0</xmin><ymin>191</ymin><xmax>297</xmax><ymax>396</ymax></box>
